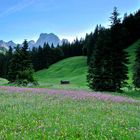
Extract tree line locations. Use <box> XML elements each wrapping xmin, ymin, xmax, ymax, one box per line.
<box><xmin>0</xmin><ymin>38</ymin><xmax>84</xmax><ymax>85</ymax></box>
<box><xmin>86</xmin><ymin>7</ymin><xmax>140</xmax><ymax>91</ymax></box>
<box><xmin>31</xmin><ymin>38</ymin><xmax>84</xmax><ymax>71</ymax></box>
<box><xmin>0</xmin><ymin>7</ymin><xmax>140</xmax><ymax>90</ymax></box>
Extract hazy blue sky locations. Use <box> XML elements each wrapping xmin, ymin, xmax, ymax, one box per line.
<box><xmin>0</xmin><ymin>0</ymin><xmax>140</xmax><ymax>43</ymax></box>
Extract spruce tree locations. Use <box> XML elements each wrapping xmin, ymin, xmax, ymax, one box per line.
<box><xmin>110</xmin><ymin>7</ymin><xmax>121</xmax><ymax>26</ymax></box>
<box><xmin>110</xmin><ymin>7</ymin><xmax>128</xmax><ymax>91</ymax></box>
<box><xmin>85</xmin><ymin>25</ymin><xmax>99</xmax><ymax>64</ymax></box>
<box><xmin>4</xmin><ymin>46</ymin><xmax>13</xmax><ymax>78</ymax></box>
<box><xmin>8</xmin><ymin>40</ymin><xmax>35</xmax><ymax>85</ymax></box>
<box><xmin>87</xmin><ymin>27</ymin><xmax>114</xmax><ymax>91</ymax></box>
<box><xmin>0</xmin><ymin>53</ymin><xmax>6</xmax><ymax>78</ymax></box>
<box><xmin>8</xmin><ymin>45</ymin><xmax>21</xmax><ymax>82</ymax></box>
<box><xmin>87</xmin><ymin>7</ymin><xmax>128</xmax><ymax>92</ymax></box>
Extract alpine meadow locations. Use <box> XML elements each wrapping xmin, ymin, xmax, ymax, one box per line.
<box><xmin>0</xmin><ymin>1</ymin><xmax>140</xmax><ymax>139</ymax></box>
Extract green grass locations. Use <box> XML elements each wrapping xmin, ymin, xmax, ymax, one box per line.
<box><xmin>0</xmin><ymin>78</ymin><xmax>8</xmax><ymax>85</ymax></box>
<box><xmin>34</xmin><ymin>56</ymin><xmax>88</xmax><ymax>90</ymax></box>
<box><xmin>126</xmin><ymin>39</ymin><xmax>140</xmax><ymax>86</ymax></box>
<box><xmin>0</xmin><ymin>91</ymin><xmax>139</xmax><ymax>140</ymax></box>
<box><xmin>34</xmin><ymin>39</ymin><xmax>140</xmax><ymax>90</ymax></box>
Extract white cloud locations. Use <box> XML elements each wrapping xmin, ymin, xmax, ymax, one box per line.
<box><xmin>0</xmin><ymin>0</ymin><xmax>36</xmax><ymax>18</ymax></box>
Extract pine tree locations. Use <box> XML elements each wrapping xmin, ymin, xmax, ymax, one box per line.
<box><xmin>0</xmin><ymin>53</ymin><xmax>6</xmax><ymax>78</ymax></box>
<box><xmin>8</xmin><ymin>45</ymin><xmax>21</xmax><ymax>82</ymax></box>
<box><xmin>4</xmin><ymin>46</ymin><xmax>13</xmax><ymax>78</ymax></box>
<box><xmin>87</xmin><ymin>27</ymin><xmax>114</xmax><ymax>91</ymax></box>
<box><xmin>110</xmin><ymin>7</ymin><xmax>128</xmax><ymax>91</ymax></box>
<box><xmin>110</xmin><ymin>7</ymin><xmax>121</xmax><ymax>26</ymax></box>
<box><xmin>87</xmin><ymin>7</ymin><xmax>128</xmax><ymax>92</ymax></box>
<box><xmin>133</xmin><ymin>43</ymin><xmax>140</xmax><ymax>88</ymax></box>
<box><xmin>85</xmin><ymin>25</ymin><xmax>99</xmax><ymax>64</ymax></box>
<box><xmin>8</xmin><ymin>40</ymin><xmax>36</xmax><ymax>85</ymax></box>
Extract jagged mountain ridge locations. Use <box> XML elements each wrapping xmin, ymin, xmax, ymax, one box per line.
<box><xmin>0</xmin><ymin>33</ymin><xmax>69</xmax><ymax>50</ymax></box>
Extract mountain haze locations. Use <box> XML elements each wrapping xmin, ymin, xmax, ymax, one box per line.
<box><xmin>0</xmin><ymin>33</ymin><xmax>69</xmax><ymax>50</ymax></box>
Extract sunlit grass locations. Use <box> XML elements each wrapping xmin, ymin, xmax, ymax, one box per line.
<box><xmin>34</xmin><ymin>56</ymin><xmax>88</xmax><ymax>90</ymax></box>
<box><xmin>125</xmin><ymin>39</ymin><xmax>140</xmax><ymax>86</ymax></box>
<box><xmin>0</xmin><ymin>90</ymin><xmax>140</xmax><ymax>139</ymax></box>
<box><xmin>0</xmin><ymin>78</ymin><xmax>8</xmax><ymax>86</ymax></box>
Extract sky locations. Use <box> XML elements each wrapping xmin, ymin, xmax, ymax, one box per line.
<box><xmin>0</xmin><ymin>0</ymin><xmax>140</xmax><ymax>43</ymax></box>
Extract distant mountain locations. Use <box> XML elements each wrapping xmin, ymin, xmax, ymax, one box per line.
<box><xmin>28</xmin><ymin>40</ymin><xmax>36</xmax><ymax>49</ymax></box>
<box><xmin>35</xmin><ymin>33</ymin><xmax>61</xmax><ymax>47</ymax></box>
<box><xmin>6</xmin><ymin>41</ymin><xmax>16</xmax><ymax>49</ymax></box>
<box><xmin>0</xmin><ymin>40</ymin><xmax>8</xmax><ymax>50</ymax></box>
<box><xmin>0</xmin><ymin>41</ymin><xmax>7</xmax><ymax>54</ymax></box>
<box><xmin>0</xmin><ymin>40</ymin><xmax>16</xmax><ymax>50</ymax></box>
<box><xmin>0</xmin><ymin>33</ymin><xmax>69</xmax><ymax>50</ymax></box>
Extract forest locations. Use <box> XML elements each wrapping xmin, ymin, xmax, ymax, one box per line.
<box><xmin>0</xmin><ymin>7</ymin><xmax>140</xmax><ymax>91</ymax></box>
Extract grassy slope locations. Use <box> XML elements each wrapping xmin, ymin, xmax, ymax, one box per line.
<box><xmin>34</xmin><ymin>56</ymin><xmax>88</xmax><ymax>90</ymax></box>
<box><xmin>0</xmin><ymin>78</ymin><xmax>8</xmax><ymax>85</ymax></box>
<box><xmin>126</xmin><ymin>39</ymin><xmax>140</xmax><ymax>86</ymax></box>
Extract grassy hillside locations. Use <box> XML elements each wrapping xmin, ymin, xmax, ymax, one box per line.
<box><xmin>126</xmin><ymin>39</ymin><xmax>140</xmax><ymax>86</ymax></box>
<box><xmin>0</xmin><ymin>78</ymin><xmax>8</xmax><ymax>85</ymax></box>
<box><xmin>34</xmin><ymin>56</ymin><xmax>88</xmax><ymax>89</ymax></box>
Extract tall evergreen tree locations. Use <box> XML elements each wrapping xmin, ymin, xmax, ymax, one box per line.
<box><xmin>87</xmin><ymin>7</ymin><xmax>128</xmax><ymax>92</ymax></box>
<box><xmin>8</xmin><ymin>40</ymin><xmax>35</xmax><ymax>85</ymax></box>
<box><xmin>8</xmin><ymin>45</ymin><xmax>22</xmax><ymax>82</ymax></box>
<box><xmin>4</xmin><ymin>46</ymin><xmax>13</xmax><ymax>78</ymax></box>
<box><xmin>0</xmin><ymin>53</ymin><xmax>6</xmax><ymax>78</ymax></box>
<box><xmin>85</xmin><ymin>25</ymin><xmax>99</xmax><ymax>64</ymax></box>
<box><xmin>110</xmin><ymin>7</ymin><xmax>121</xmax><ymax>26</ymax></box>
<box><xmin>110</xmin><ymin>7</ymin><xmax>128</xmax><ymax>91</ymax></box>
<box><xmin>87</xmin><ymin>27</ymin><xmax>114</xmax><ymax>91</ymax></box>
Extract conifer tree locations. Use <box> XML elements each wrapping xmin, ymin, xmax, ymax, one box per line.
<box><xmin>85</xmin><ymin>25</ymin><xmax>99</xmax><ymax>64</ymax></box>
<box><xmin>87</xmin><ymin>27</ymin><xmax>114</xmax><ymax>91</ymax></box>
<box><xmin>4</xmin><ymin>46</ymin><xmax>13</xmax><ymax>78</ymax></box>
<box><xmin>8</xmin><ymin>40</ymin><xmax>35</xmax><ymax>85</ymax></box>
<box><xmin>87</xmin><ymin>7</ymin><xmax>128</xmax><ymax>92</ymax></box>
<box><xmin>0</xmin><ymin>53</ymin><xmax>6</xmax><ymax>78</ymax></box>
<box><xmin>110</xmin><ymin>7</ymin><xmax>128</xmax><ymax>91</ymax></box>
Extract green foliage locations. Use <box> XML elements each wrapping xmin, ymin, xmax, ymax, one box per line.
<box><xmin>133</xmin><ymin>43</ymin><xmax>140</xmax><ymax>88</ymax></box>
<box><xmin>0</xmin><ymin>78</ymin><xmax>8</xmax><ymax>85</ymax></box>
<box><xmin>31</xmin><ymin>39</ymin><xmax>84</xmax><ymax>71</ymax></box>
<box><xmin>87</xmin><ymin>27</ymin><xmax>115</xmax><ymax>91</ymax></box>
<box><xmin>7</xmin><ymin>40</ymin><xmax>36</xmax><ymax>85</ymax></box>
<box><xmin>84</xmin><ymin>25</ymin><xmax>99</xmax><ymax>64</ymax></box>
<box><xmin>7</xmin><ymin>45</ymin><xmax>22</xmax><ymax>82</ymax></box>
<box><xmin>126</xmin><ymin>40</ymin><xmax>140</xmax><ymax>86</ymax></box>
<box><xmin>122</xmin><ymin>9</ymin><xmax>140</xmax><ymax>45</ymax></box>
<box><xmin>34</xmin><ymin>56</ymin><xmax>88</xmax><ymax>89</ymax></box>
<box><xmin>110</xmin><ymin>25</ymin><xmax>129</xmax><ymax>91</ymax></box>
<box><xmin>0</xmin><ymin>91</ymin><xmax>139</xmax><ymax>139</ymax></box>
<box><xmin>0</xmin><ymin>53</ymin><xmax>6</xmax><ymax>78</ymax></box>
<box><xmin>87</xmin><ymin>8</ymin><xmax>129</xmax><ymax>92</ymax></box>
<box><xmin>0</xmin><ymin>47</ymin><xmax>7</xmax><ymax>54</ymax></box>
<box><xmin>18</xmin><ymin>69</ymin><xmax>34</xmax><ymax>82</ymax></box>
<box><xmin>0</xmin><ymin>46</ymin><xmax>13</xmax><ymax>78</ymax></box>
<box><xmin>15</xmin><ymin>69</ymin><xmax>38</xmax><ymax>86</ymax></box>
<box><xmin>110</xmin><ymin>7</ymin><xmax>121</xmax><ymax>26</ymax></box>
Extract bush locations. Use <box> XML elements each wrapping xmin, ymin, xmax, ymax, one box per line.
<box><xmin>15</xmin><ymin>69</ymin><xmax>38</xmax><ymax>86</ymax></box>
